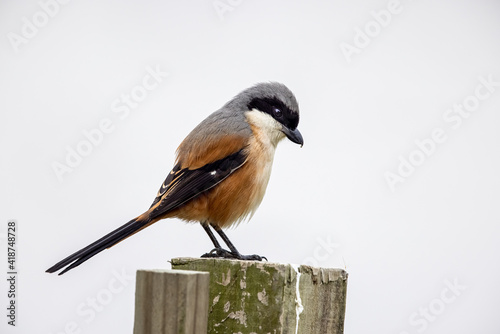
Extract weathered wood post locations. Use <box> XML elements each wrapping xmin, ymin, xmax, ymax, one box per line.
<box><xmin>171</xmin><ymin>257</ymin><xmax>348</xmax><ymax>334</ymax></box>
<box><xmin>133</xmin><ymin>269</ymin><xmax>210</xmax><ymax>334</ymax></box>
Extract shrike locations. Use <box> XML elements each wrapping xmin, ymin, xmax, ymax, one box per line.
<box><xmin>47</xmin><ymin>82</ymin><xmax>303</xmax><ymax>275</ymax></box>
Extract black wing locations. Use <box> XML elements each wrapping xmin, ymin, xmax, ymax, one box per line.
<box><xmin>148</xmin><ymin>148</ymin><xmax>248</xmax><ymax>220</ymax></box>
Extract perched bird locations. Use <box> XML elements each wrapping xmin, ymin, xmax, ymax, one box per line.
<box><xmin>46</xmin><ymin>82</ymin><xmax>303</xmax><ymax>275</ymax></box>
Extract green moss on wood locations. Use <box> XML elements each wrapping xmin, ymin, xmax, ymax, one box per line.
<box><xmin>171</xmin><ymin>258</ymin><xmax>347</xmax><ymax>334</ymax></box>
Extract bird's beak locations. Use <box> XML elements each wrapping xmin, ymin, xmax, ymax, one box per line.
<box><xmin>282</xmin><ymin>126</ymin><xmax>304</xmax><ymax>147</ymax></box>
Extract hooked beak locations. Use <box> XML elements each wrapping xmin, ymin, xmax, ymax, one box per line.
<box><xmin>281</xmin><ymin>126</ymin><xmax>304</xmax><ymax>147</ymax></box>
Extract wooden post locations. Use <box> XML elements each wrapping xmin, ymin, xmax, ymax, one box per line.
<box><xmin>171</xmin><ymin>257</ymin><xmax>348</xmax><ymax>334</ymax></box>
<box><xmin>133</xmin><ymin>269</ymin><xmax>210</xmax><ymax>334</ymax></box>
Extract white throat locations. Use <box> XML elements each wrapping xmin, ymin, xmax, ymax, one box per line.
<box><xmin>245</xmin><ymin>109</ymin><xmax>286</xmax><ymax>147</ymax></box>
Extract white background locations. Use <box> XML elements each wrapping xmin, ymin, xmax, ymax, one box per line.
<box><xmin>1</xmin><ymin>0</ymin><xmax>500</xmax><ymax>333</ymax></box>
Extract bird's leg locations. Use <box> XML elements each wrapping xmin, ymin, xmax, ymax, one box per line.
<box><xmin>201</xmin><ymin>222</ymin><xmax>221</xmax><ymax>248</ymax></box>
<box><xmin>200</xmin><ymin>223</ymin><xmax>234</xmax><ymax>258</ymax></box>
<box><xmin>200</xmin><ymin>223</ymin><xmax>266</xmax><ymax>261</ymax></box>
<box><xmin>215</xmin><ymin>227</ymin><xmax>267</xmax><ymax>261</ymax></box>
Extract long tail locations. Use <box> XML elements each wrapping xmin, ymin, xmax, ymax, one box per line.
<box><xmin>46</xmin><ymin>213</ymin><xmax>151</xmax><ymax>275</ymax></box>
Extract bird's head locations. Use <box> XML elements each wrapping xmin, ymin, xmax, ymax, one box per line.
<box><xmin>228</xmin><ymin>82</ymin><xmax>303</xmax><ymax>147</ymax></box>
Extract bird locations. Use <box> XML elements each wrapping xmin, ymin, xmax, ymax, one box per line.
<box><xmin>46</xmin><ymin>82</ymin><xmax>303</xmax><ymax>275</ymax></box>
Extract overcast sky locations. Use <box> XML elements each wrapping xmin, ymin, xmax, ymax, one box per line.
<box><xmin>1</xmin><ymin>1</ymin><xmax>500</xmax><ymax>333</ymax></box>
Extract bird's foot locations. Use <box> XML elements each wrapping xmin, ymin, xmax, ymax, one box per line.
<box><xmin>201</xmin><ymin>248</ymin><xmax>267</xmax><ymax>261</ymax></box>
<box><xmin>236</xmin><ymin>253</ymin><xmax>267</xmax><ymax>261</ymax></box>
<box><xmin>201</xmin><ymin>247</ymin><xmax>234</xmax><ymax>259</ymax></box>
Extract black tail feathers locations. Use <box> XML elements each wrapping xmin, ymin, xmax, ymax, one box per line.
<box><xmin>46</xmin><ymin>215</ymin><xmax>151</xmax><ymax>275</ymax></box>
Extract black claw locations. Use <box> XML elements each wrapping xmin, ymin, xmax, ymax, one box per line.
<box><xmin>200</xmin><ymin>248</ymin><xmax>266</xmax><ymax>261</ymax></box>
<box><xmin>201</xmin><ymin>247</ymin><xmax>234</xmax><ymax>258</ymax></box>
<box><xmin>237</xmin><ymin>254</ymin><xmax>267</xmax><ymax>261</ymax></box>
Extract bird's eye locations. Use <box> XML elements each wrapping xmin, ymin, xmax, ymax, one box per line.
<box><xmin>273</xmin><ymin>108</ymin><xmax>283</xmax><ymax>118</ymax></box>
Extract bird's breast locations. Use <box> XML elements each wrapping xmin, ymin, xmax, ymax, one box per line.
<box><xmin>169</xmin><ymin>121</ymin><xmax>279</xmax><ymax>228</ymax></box>
<box><xmin>244</xmin><ymin>134</ymin><xmax>276</xmax><ymax>217</ymax></box>
<box><xmin>203</xmin><ymin>133</ymin><xmax>276</xmax><ymax>228</ymax></box>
